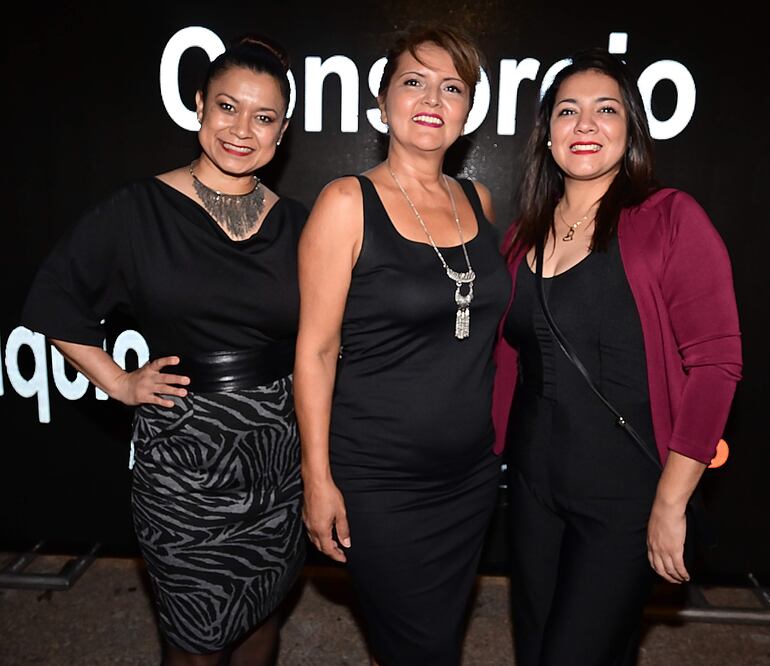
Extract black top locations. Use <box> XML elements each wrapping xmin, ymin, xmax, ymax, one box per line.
<box><xmin>329</xmin><ymin>175</ymin><xmax>512</xmax><ymax>481</ymax></box>
<box><xmin>21</xmin><ymin>177</ymin><xmax>308</xmax><ymax>358</ymax></box>
<box><xmin>503</xmin><ymin>237</ymin><xmax>657</xmax><ymax>497</ymax></box>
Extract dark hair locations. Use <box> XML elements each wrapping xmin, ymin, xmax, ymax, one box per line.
<box><xmin>200</xmin><ymin>33</ymin><xmax>291</xmax><ymax>114</ymax></box>
<box><xmin>509</xmin><ymin>46</ymin><xmax>658</xmax><ymax>255</ymax></box>
<box><xmin>378</xmin><ymin>23</ymin><xmax>485</xmax><ymax>102</ymax></box>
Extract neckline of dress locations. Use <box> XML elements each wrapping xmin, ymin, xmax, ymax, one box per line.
<box><xmin>151</xmin><ymin>176</ymin><xmax>283</xmax><ymax>245</ymax></box>
<box><xmin>360</xmin><ymin>174</ymin><xmax>481</xmax><ymax>250</ymax></box>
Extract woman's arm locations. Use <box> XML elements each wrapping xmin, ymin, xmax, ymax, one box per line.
<box><xmin>52</xmin><ymin>339</ymin><xmax>189</xmax><ymax>408</ymax></box>
<box><xmin>647</xmin><ymin>452</ymin><xmax>706</xmax><ymax>583</ymax></box>
<box><xmin>294</xmin><ymin>177</ymin><xmax>363</xmax><ymax>564</ymax></box>
<box><xmin>647</xmin><ymin>192</ymin><xmax>742</xmax><ymax>583</ymax></box>
<box><xmin>659</xmin><ymin>192</ymin><xmax>742</xmax><ymax>462</ymax></box>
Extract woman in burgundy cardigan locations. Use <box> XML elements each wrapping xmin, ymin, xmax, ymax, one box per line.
<box><xmin>493</xmin><ymin>47</ymin><xmax>742</xmax><ymax>665</ymax></box>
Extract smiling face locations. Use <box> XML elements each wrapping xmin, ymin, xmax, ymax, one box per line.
<box><xmin>548</xmin><ymin>69</ymin><xmax>628</xmax><ymax>187</ymax></box>
<box><xmin>195</xmin><ymin>65</ymin><xmax>288</xmax><ymax>181</ymax></box>
<box><xmin>378</xmin><ymin>42</ymin><xmax>471</xmax><ymax>154</ymax></box>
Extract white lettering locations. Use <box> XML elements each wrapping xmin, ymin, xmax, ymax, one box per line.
<box><xmin>112</xmin><ymin>330</ymin><xmax>150</xmax><ymax>370</ymax></box>
<box><xmin>304</xmin><ymin>55</ymin><xmax>359</xmax><ymax>132</ymax></box>
<box><xmin>160</xmin><ymin>28</ymin><xmax>698</xmax><ymax>140</ymax></box>
<box><xmin>497</xmin><ymin>58</ymin><xmax>540</xmax><ymax>135</ymax></box>
<box><xmin>4</xmin><ymin>327</ymin><xmax>51</xmax><ymax>423</ymax></box>
<box><xmin>1</xmin><ymin>326</ymin><xmax>154</xmax><ymax>422</ymax></box>
<box><xmin>637</xmin><ymin>60</ymin><xmax>696</xmax><ymax>140</ymax></box>
<box><xmin>463</xmin><ymin>67</ymin><xmax>491</xmax><ymax>135</ymax></box>
<box><xmin>51</xmin><ymin>347</ymin><xmax>89</xmax><ymax>401</ymax></box>
<box><xmin>366</xmin><ymin>57</ymin><xmax>388</xmax><ymax>134</ymax></box>
<box><xmin>540</xmin><ymin>58</ymin><xmax>571</xmax><ymax>99</ymax></box>
<box><xmin>608</xmin><ymin>32</ymin><xmax>628</xmax><ymax>56</ymax></box>
<box><xmin>286</xmin><ymin>70</ymin><xmax>297</xmax><ymax>120</ymax></box>
<box><xmin>160</xmin><ymin>26</ymin><xmax>225</xmax><ymax>132</ymax></box>
<box><xmin>95</xmin><ymin>337</ymin><xmax>109</xmax><ymax>400</ymax></box>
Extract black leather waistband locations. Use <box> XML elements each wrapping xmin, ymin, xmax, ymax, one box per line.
<box><xmin>168</xmin><ymin>339</ymin><xmax>295</xmax><ymax>393</ymax></box>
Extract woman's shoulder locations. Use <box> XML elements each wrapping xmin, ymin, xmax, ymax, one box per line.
<box><xmin>627</xmin><ymin>187</ymin><xmax>725</xmax><ymax>249</ymax></box>
<box><xmin>634</xmin><ymin>187</ymin><xmax>706</xmax><ymax>218</ymax></box>
<box><xmin>298</xmin><ymin>176</ymin><xmax>366</xmax><ymax>249</ymax></box>
<box><xmin>310</xmin><ymin>175</ymin><xmax>364</xmax><ymax>213</ymax></box>
<box><xmin>459</xmin><ymin>176</ymin><xmax>491</xmax><ymax>196</ymax></box>
<box><xmin>453</xmin><ymin>176</ymin><xmax>495</xmax><ymax>225</ymax></box>
<box><xmin>450</xmin><ymin>175</ymin><xmax>490</xmax><ymax>200</ymax></box>
<box><xmin>324</xmin><ymin>174</ymin><xmax>365</xmax><ymax>196</ymax></box>
<box><xmin>66</xmin><ymin>178</ymin><xmax>154</xmax><ymax>233</ymax></box>
<box><xmin>86</xmin><ymin>176</ymin><xmax>173</xmax><ymax>212</ymax></box>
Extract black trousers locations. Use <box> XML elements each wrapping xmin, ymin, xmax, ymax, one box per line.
<box><xmin>507</xmin><ymin>468</ymin><xmax>658</xmax><ymax>666</ymax></box>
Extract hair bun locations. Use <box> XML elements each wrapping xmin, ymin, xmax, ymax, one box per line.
<box><xmin>232</xmin><ymin>34</ymin><xmax>290</xmax><ymax>71</ymax></box>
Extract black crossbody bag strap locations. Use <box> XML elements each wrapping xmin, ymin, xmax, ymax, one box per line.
<box><xmin>533</xmin><ymin>239</ymin><xmax>715</xmax><ymax>547</ymax></box>
<box><xmin>534</xmin><ymin>240</ymin><xmax>661</xmax><ymax>471</ymax></box>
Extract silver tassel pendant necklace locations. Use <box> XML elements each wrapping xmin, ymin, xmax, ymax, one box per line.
<box><xmin>388</xmin><ymin>164</ymin><xmax>475</xmax><ymax>340</ymax></box>
<box><xmin>189</xmin><ymin>160</ymin><xmax>265</xmax><ymax>239</ymax></box>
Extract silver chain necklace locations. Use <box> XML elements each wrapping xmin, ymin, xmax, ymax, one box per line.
<box><xmin>189</xmin><ymin>160</ymin><xmax>265</xmax><ymax>239</ymax></box>
<box><xmin>388</xmin><ymin>164</ymin><xmax>475</xmax><ymax>340</ymax></box>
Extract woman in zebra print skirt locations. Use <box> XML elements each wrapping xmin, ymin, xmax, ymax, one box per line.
<box><xmin>21</xmin><ymin>34</ymin><xmax>307</xmax><ymax>665</ymax></box>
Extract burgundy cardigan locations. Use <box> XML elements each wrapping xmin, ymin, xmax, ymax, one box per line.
<box><xmin>491</xmin><ymin>188</ymin><xmax>743</xmax><ymax>465</ymax></box>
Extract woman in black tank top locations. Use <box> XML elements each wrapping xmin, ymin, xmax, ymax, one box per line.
<box><xmin>294</xmin><ymin>24</ymin><xmax>511</xmax><ymax>666</ymax></box>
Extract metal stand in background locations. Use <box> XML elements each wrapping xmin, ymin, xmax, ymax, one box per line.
<box><xmin>644</xmin><ymin>572</ymin><xmax>770</xmax><ymax>626</ymax></box>
<box><xmin>0</xmin><ymin>541</ymin><xmax>101</xmax><ymax>591</ymax></box>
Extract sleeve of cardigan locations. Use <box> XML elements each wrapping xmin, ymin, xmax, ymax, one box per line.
<box><xmin>660</xmin><ymin>191</ymin><xmax>742</xmax><ymax>463</ymax></box>
<box><xmin>491</xmin><ymin>221</ymin><xmax>520</xmax><ymax>454</ymax></box>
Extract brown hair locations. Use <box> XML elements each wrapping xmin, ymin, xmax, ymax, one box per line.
<box><xmin>378</xmin><ymin>23</ymin><xmax>485</xmax><ymax>101</ymax></box>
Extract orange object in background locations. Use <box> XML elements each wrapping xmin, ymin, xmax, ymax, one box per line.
<box><xmin>709</xmin><ymin>438</ymin><xmax>730</xmax><ymax>468</ymax></box>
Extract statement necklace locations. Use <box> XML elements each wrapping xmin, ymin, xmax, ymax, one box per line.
<box><xmin>189</xmin><ymin>160</ymin><xmax>265</xmax><ymax>239</ymax></box>
<box><xmin>557</xmin><ymin>205</ymin><xmax>590</xmax><ymax>242</ymax></box>
<box><xmin>388</xmin><ymin>164</ymin><xmax>475</xmax><ymax>340</ymax></box>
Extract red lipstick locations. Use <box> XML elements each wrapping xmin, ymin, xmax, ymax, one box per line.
<box><xmin>412</xmin><ymin>113</ymin><xmax>444</xmax><ymax>127</ymax></box>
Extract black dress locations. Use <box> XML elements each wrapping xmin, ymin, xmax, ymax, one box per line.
<box><xmin>503</xmin><ymin>237</ymin><xmax>660</xmax><ymax>666</ymax></box>
<box><xmin>329</xmin><ymin>175</ymin><xmax>511</xmax><ymax>665</ymax></box>
<box><xmin>21</xmin><ymin>177</ymin><xmax>308</xmax><ymax>653</ymax></box>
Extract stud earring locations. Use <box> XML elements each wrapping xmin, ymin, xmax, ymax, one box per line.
<box><xmin>546</xmin><ymin>139</ymin><xmax>552</xmax><ymax>148</ymax></box>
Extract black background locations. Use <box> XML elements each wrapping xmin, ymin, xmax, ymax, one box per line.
<box><xmin>1</xmin><ymin>2</ymin><xmax>766</xmax><ymax>578</ymax></box>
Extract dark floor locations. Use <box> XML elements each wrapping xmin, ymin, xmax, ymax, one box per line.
<box><xmin>1</xmin><ymin>552</ymin><xmax>769</xmax><ymax>665</ymax></box>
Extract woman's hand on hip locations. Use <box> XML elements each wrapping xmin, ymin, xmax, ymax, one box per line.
<box><xmin>111</xmin><ymin>356</ymin><xmax>190</xmax><ymax>407</ymax></box>
<box><xmin>49</xmin><ymin>340</ymin><xmax>189</xmax><ymax>409</ymax></box>
<box><xmin>302</xmin><ymin>477</ymin><xmax>350</xmax><ymax>563</ymax></box>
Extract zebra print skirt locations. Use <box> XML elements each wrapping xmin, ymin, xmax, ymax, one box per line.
<box><xmin>129</xmin><ymin>376</ymin><xmax>305</xmax><ymax>653</ymax></box>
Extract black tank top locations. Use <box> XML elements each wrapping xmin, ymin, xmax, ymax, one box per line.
<box><xmin>329</xmin><ymin>175</ymin><xmax>512</xmax><ymax>482</ymax></box>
